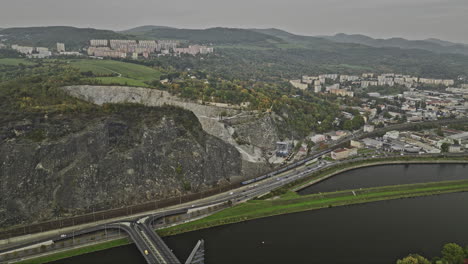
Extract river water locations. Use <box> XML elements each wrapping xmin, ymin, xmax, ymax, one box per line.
<box><xmin>298</xmin><ymin>163</ymin><xmax>468</xmax><ymax>195</ymax></box>
<box><xmin>49</xmin><ymin>164</ymin><xmax>468</xmax><ymax>264</ymax></box>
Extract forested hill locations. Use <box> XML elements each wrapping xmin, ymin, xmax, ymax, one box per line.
<box><xmin>122</xmin><ymin>27</ymin><xmax>284</xmax><ymax>46</ymax></box>
<box><xmin>0</xmin><ymin>26</ymin><xmax>128</xmax><ymax>50</ymax></box>
<box><xmin>320</xmin><ymin>33</ymin><xmax>468</xmax><ymax>56</ymax></box>
<box><xmin>145</xmin><ymin>27</ymin><xmax>468</xmax><ymax>79</ymax></box>
<box><xmin>3</xmin><ymin>25</ymin><xmax>468</xmax><ymax>78</ymax></box>
<box><xmin>120</xmin><ymin>25</ymin><xmax>176</xmax><ymax>33</ymax></box>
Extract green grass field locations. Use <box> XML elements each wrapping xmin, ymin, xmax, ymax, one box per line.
<box><xmin>69</xmin><ymin>59</ymin><xmax>161</xmax><ymax>87</ymax></box>
<box><xmin>0</xmin><ymin>58</ymin><xmax>36</xmax><ymax>66</ymax></box>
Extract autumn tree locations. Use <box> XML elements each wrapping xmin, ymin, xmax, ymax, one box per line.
<box><xmin>396</xmin><ymin>254</ymin><xmax>430</xmax><ymax>264</ymax></box>
<box><xmin>441</xmin><ymin>243</ymin><xmax>465</xmax><ymax>264</ymax></box>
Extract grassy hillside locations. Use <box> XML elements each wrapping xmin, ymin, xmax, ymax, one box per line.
<box><xmin>0</xmin><ymin>58</ymin><xmax>35</xmax><ymax>66</ymax></box>
<box><xmin>69</xmin><ymin>59</ymin><xmax>162</xmax><ymax>87</ymax></box>
<box><xmin>0</xmin><ymin>26</ymin><xmax>128</xmax><ymax>50</ymax></box>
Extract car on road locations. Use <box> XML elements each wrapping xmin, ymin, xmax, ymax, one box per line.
<box><xmin>144</xmin><ymin>250</ymin><xmax>149</xmax><ymax>255</ymax></box>
<box><xmin>60</xmin><ymin>234</ymin><xmax>67</xmax><ymax>238</ymax></box>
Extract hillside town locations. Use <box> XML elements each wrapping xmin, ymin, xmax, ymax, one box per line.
<box><xmin>275</xmin><ymin>73</ymin><xmax>468</xmax><ymax>163</ymax></box>
<box><xmin>290</xmin><ymin>72</ymin><xmax>467</xmax><ymax>123</ymax></box>
<box><xmin>8</xmin><ymin>39</ymin><xmax>214</xmax><ymax>59</ymax></box>
<box><xmin>276</xmin><ymin>125</ymin><xmax>468</xmax><ymax>164</ymax></box>
<box><xmin>290</xmin><ymin>73</ymin><xmax>456</xmax><ymax>97</ymax></box>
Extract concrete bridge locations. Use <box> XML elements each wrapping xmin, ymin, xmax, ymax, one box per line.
<box><xmin>100</xmin><ymin>209</ymin><xmax>204</xmax><ymax>264</ymax></box>
<box><xmin>0</xmin><ymin>209</ymin><xmax>204</xmax><ymax>264</ymax></box>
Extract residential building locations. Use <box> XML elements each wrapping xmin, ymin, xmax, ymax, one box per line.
<box><xmin>340</xmin><ymin>75</ymin><xmax>359</xmax><ymax>82</ymax></box>
<box><xmin>401</xmin><ymin>137</ymin><xmax>441</xmax><ymax>153</ymax></box>
<box><xmin>289</xmin><ymin>80</ymin><xmax>308</xmax><ymax>90</ymax></box>
<box><xmin>302</xmin><ymin>76</ymin><xmax>318</xmax><ymax>84</ymax></box>
<box><xmin>58</xmin><ymin>51</ymin><xmax>82</xmax><ymax>56</ymax></box>
<box><xmin>174</xmin><ymin>45</ymin><xmax>214</xmax><ymax>55</ymax></box>
<box><xmin>350</xmin><ymin>140</ymin><xmax>363</xmax><ymax>148</ymax></box>
<box><xmin>448</xmin><ymin>132</ymin><xmax>468</xmax><ymax>141</ymax></box>
<box><xmin>361</xmin><ymin>81</ymin><xmax>378</xmax><ymax>88</ymax></box>
<box><xmin>314</xmin><ymin>85</ymin><xmax>322</xmax><ymax>93</ymax></box>
<box><xmin>321</xmin><ymin>74</ymin><xmax>338</xmax><ymax>80</ymax></box>
<box><xmin>331</xmin><ymin>148</ymin><xmax>357</xmax><ymax>160</ymax></box>
<box><xmin>110</xmin><ymin>40</ymin><xmax>137</xmax><ymax>49</ymax></box>
<box><xmin>449</xmin><ymin>144</ymin><xmax>462</xmax><ymax>153</ymax></box>
<box><xmin>362</xmin><ymin>138</ymin><xmax>383</xmax><ymax>149</ymax></box>
<box><xmin>419</xmin><ymin>78</ymin><xmax>454</xmax><ymax>86</ymax></box>
<box><xmin>11</xmin><ymin>45</ymin><xmax>34</xmax><ymax>54</ymax></box>
<box><xmin>326</xmin><ymin>84</ymin><xmax>340</xmax><ymax>91</ymax></box>
<box><xmin>90</xmin><ymin>39</ymin><xmax>108</xmax><ymax>47</ymax></box>
<box><xmin>329</xmin><ymin>88</ymin><xmax>354</xmax><ymax>97</ymax></box>
<box><xmin>384</xmin><ymin>130</ymin><xmax>400</xmax><ymax>140</ymax></box>
<box><xmin>56</xmin><ymin>43</ymin><xmax>65</xmax><ymax>52</ymax></box>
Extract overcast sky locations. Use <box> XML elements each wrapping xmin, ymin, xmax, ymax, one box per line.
<box><xmin>1</xmin><ymin>0</ymin><xmax>467</xmax><ymax>43</ymax></box>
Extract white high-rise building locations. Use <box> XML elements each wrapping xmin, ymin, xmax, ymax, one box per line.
<box><xmin>57</xmin><ymin>43</ymin><xmax>65</xmax><ymax>52</ymax></box>
<box><xmin>90</xmin><ymin>39</ymin><xmax>109</xmax><ymax>47</ymax></box>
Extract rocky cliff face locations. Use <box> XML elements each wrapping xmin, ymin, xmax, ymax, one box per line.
<box><xmin>62</xmin><ymin>85</ymin><xmax>283</xmax><ymax>164</ymax></box>
<box><xmin>0</xmin><ymin>105</ymin><xmax>241</xmax><ymax>227</ymax></box>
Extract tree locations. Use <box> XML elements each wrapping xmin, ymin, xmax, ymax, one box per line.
<box><xmin>441</xmin><ymin>243</ymin><xmax>464</xmax><ymax>264</ymax></box>
<box><xmin>441</xmin><ymin>143</ymin><xmax>450</xmax><ymax>153</ymax></box>
<box><xmin>396</xmin><ymin>254</ymin><xmax>431</xmax><ymax>264</ymax></box>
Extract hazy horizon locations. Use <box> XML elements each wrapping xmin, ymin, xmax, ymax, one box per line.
<box><xmin>1</xmin><ymin>0</ymin><xmax>467</xmax><ymax>44</ymax></box>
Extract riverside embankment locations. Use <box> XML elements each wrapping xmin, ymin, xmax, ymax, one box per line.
<box><xmin>16</xmin><ymin>156</ymin><xmax>468</xmax><ymax>264</ymax></box>
<box><xmin>157</xmin><ymin>156</ymin><xmax>468</xmax><ymax>237</ymax></box>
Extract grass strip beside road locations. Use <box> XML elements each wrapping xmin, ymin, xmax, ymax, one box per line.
<box><xmin>15</xmin><ymin>238</ymin><xmax>130</xmax><ymax>264</ymax></box>
<box><xmin>157</xmin><ymin>180</ymin><xmax>468</xmax><ymax>237</ymax></box>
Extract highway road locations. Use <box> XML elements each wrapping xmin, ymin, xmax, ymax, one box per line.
<box><xmin>2</xmin><ymin>117</ymin><xmax>468</xmax><ymax>263</ymax></box>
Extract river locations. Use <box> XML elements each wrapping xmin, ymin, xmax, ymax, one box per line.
<box><xmin>49</xmin><ymin>164</ymin><xmax>468</xmax><ymax>264</ymax></box>
<box><xmin>298</xmin><ymin>163</ymin><xmax>468</xmax><ymax>195</ymax></box>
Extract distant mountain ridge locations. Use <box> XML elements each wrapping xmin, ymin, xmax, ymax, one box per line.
<box><xmin>120</xmin><ymin>25</ymin><xmax>176</xmax><ymax>33</ymax></box>
<box><xmin>3</xmin><ymin>25</ymin><xmax>468</xmax><ymax>56</ymax></box>
<box><xmin>320</xmin><ymin>33</ymin><xmax>468</xmax><ymax>55</ymax></box>
<box><xmin>123</xmin><ymin>26</ymin><xmax>284</xmax><ymax>45</ymax></box>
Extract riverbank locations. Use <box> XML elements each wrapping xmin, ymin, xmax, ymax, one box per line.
<box><xmin>293</xmin><ymin>156</ymin><xmax>468</xmax><ymax>193</ymax></box>
<box><xmin>14</xmin><ymin>156</ymin><xmax>468</xmax><ymax>263</ymax></box>
<box><xmin>262</xmin><ymin>155</ymin><xmax>468</xmax><ymax>199</ymax></box>
<box><xmin>157</xmin><ymin>179</ymin><xmax>468</xmax><ymax>237</ymax></box>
